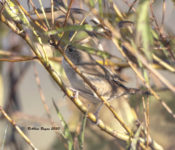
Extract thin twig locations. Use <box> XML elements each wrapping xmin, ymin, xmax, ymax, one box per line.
<box><xmin>63</xmin><ymin>0</ymin><xmax>74</xmax><ymax>27</ymax></box>
<box><xmin>28</xmin><ymin>0</ymin><xmax>47</xmax><ymax>30</ymax></box>
<box><xmin>0</xmin><ymin>106</ymin><xmax>38</xmax><ymax>150</ymax></box>
<box><xmin>123</xmin><ymin>42</ymin><xmax>175</xmax><ymax>93</ymax></box>
<box><xmin>50</xmin><ymin>0</ymin><xmax>54</xmax><ymax>26</ymax></box>
<box><xmin>160</xmin><ymin>0</ymin><xmax>166</xmax><ymax>32</ymax></box>
<box><xmin>0</xmin><ymin>56</ymin><xmax>37</xmax><ymax>62</ymax></box>
<box><xmin>33</xmin><ymin>64</ymin><xmax>61</xmax><ymax>137</ymax></box>
<box><xmin>14</xmin><ymin>0</ymin><xmax>48</xmax><ymax>31</ymax></box>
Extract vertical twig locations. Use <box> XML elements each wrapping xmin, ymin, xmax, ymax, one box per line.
<box><xmin>50</xmin><ymin>0</ymin><xmax>54</xmax><ymax>26</ymax></box>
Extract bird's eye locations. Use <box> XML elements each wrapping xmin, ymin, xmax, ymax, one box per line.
<box><xmin>68</xmin><ymin>46</ymin><xmax>74</xmax><ymax>52</ymax></box>
<box><xmin>69</xmin><ymin>48</ymin><xmax>73</xmax><ymax>52</ymax></box>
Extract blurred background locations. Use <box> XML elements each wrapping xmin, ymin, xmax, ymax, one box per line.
<box><xmin>0</xmin><ymin>0</ymin><xmax>175</xmax><ymax>150</ymax></box>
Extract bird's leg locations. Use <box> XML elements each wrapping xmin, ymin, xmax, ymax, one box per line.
<box><xmin>65</xmin><ymin>87</ymin><xmax>80</xmax><ymax>99</ymax></box>
<box><xmin>69</xmin><ymin>87</ymin><xmax>80</xmax><ymax>99</ymax></box>
<box><xmin>94</xmin><ymin>101</ymin><xmax>103</xmax><ymax>119</ymax></box>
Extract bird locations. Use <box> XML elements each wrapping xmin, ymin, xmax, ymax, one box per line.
<box><xmin>62</xmin><ymin>45</ymin><xmax>133</xmax><ymax>105</ymax></box>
